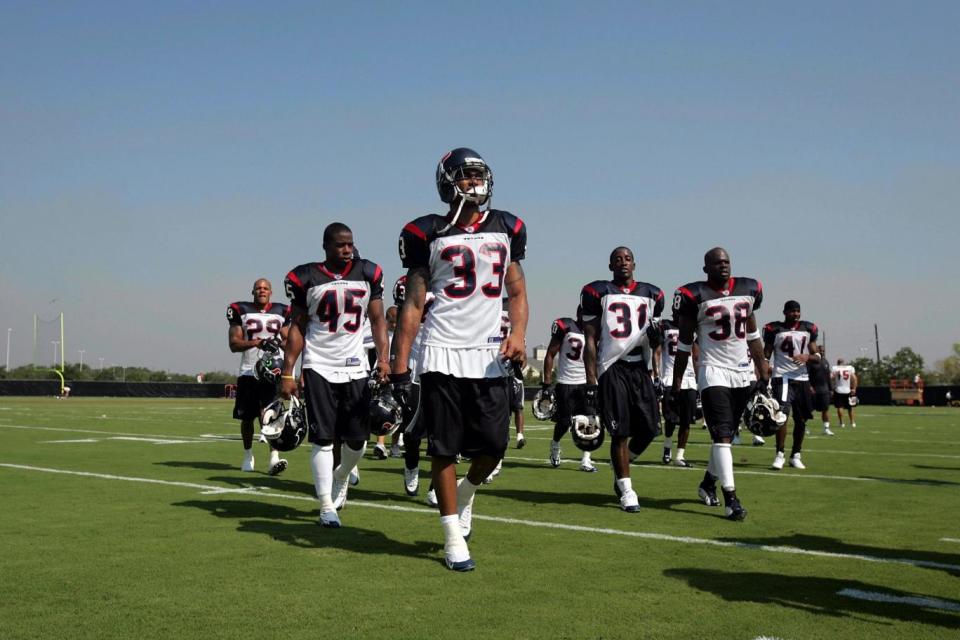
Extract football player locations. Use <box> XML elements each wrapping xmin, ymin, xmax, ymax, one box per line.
<box><xmin>280</xmin><ymin>223</ymin><xmax>390</xmax><ymax>529</ymax></box>
<box><xmin>808</xmin><ymin>345</ymin><xmax>834</xmax><ymax>435</ymax></box>
<box><xmin>669</xmin><ymin>247</ymin><xmax>766</xmax><ymax>521</ymax></box>
<box><xmin>657</xmin><ymin>319</ymin><xmax>697</xmax><ymax>467</ymax></box>
<box><xmin>390</xmin><ymin>148</ymin><xmax>528</xmax><ymax>571</ymax></box>
<box><xmin>581</xmin><ymin>247</ymin><xmax>664</xmax><ymax>513</ymax></box>
<box><xmin>763</xmin><ymin>300</ymin><xmax>822</xmax><ymax>470</ymax></box>
<box><xmin>542</xmin><ymin>308</ymin><xmax>596</xmax><ymax>472</ymax></box>
<box><xmin>832</xmin><ymin>358</ymin><xmax>858</xmax><ymax>428</ymax></box>
<box><xmin>226</xmin><ymin>278</ymin><xmax>290</xmax><ymax>475</ymax></box>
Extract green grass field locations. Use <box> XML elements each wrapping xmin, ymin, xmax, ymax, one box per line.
<box><xmin>2</xmin><ymin>397</ymin><xmax>959</xmax><ymax>640</ymax></box>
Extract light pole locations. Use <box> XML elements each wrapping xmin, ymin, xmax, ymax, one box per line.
<box><xmin>5</xmin><ymin>328</ymin><xmax>10</xmax><ymax>371</ymax></box>
<box><xmin>51</xmin><ymin>341</ymin><xmax>59</xmax><ymax>367</ymax></box>
<box><xmin>78</xmin><ymin>349</ymin><xmax>85</xmax><ymax>371</ymax></box>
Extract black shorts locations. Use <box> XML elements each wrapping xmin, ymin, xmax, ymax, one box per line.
<box><xmin>701</xmin><ymin>385</ymin><xmax>752</xmax><ymax>441</ymax></box>
<box><xmin>812</xmin><ymin>388</ymin><xmax>831</xmax><ymax>412</ymax></box>
<box><xmin>302</xmin><ymin>370</ymin><xmax>371</xmax><ymax>443</ymax></box>
<box><xmin>599</xmin><ymin>360</ymin><xmax>659</xmax><ymax>439</ymax></box>
<box><xmin>420</xmin><ymin>372</ymin><xmax>509</xmax><ymax>458</ymax></box>
<box><xmin>509</xmin><ymin>375</ymin><xmax>525</xmax><ymax>412</ymax></box>
<box><xmin>555</xmin><ymin>383</ymin><xmax>587</xmax><ymax>426</ymax></box>
<box><xmin>664</xmin><ymin>389</ymin><xmax>697</xmax><ymax>427</ymax></box>
<box><xmin>833</xmin><ymin>392</ymin><xmax>851</xmax><ymax>408</ymax></box>
<box><xmin>232</xmin><ymin>375</ymin><xmax>277</xmax><ymax>420</ymax></box>
<box><xmin>772</xmin><ymin>378</ymin><xmax>814</xmax><ymax>421</ymax></box>
<box><xmin>402</xmin><ymin>382</ymin><xmax>425</xmax><ymax>442</ymax></box>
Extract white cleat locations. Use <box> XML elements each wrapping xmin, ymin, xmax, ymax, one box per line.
<box><xmin>516</xmin><ymin>433</ymin><xmax>526</xmax><ymax>449</ymax></box>
<box><xmin>483</xmin><ymin>459</ymin><xmax>502</xmax><ymax>484</ymax></box>
<box><xmin>752</xmin><ymin>435</ymin><xmax>765</xmax><ymax>447</ymax></box>
<box><xmin>403</xmin><ymin>466</ymin><xmax>420</xmax><ymax>496</ymax></box>
<box><xmin>268</xmin><ymin>459</ymin><xmax>288</xmax><ymax>476</ymax></box>
<box><xmin>789</xmin><ymin>453</ymin><xmax>806</xmax><ymax>470</ymax></box>
<box><xmin>620</xmin><ymin>489</ymin><xmax>640</xmax><ymax>513</ymax></box>
<box><xmin>426</xmin><ymin>488</ymin><xmax>439</xmax><ymax>508</ymax></box>
<box><xmin>373</xmin><ymin>443</ymin><xmax>388</xmax><ymax>460</ymax></box>
<box><xmin>771</xmin><ymin>452</ymin><xmax>785</xmax><ymax>470</ymax></box>
<box><xmin>318</xmin><ymin>510</ymin><xmax>341</xmax><ymax>528</ymax></box>
<box><xmin>241</xmin><ymin>454</ymin><xmax>255</xmax><ymax>472</ymax></box>
<box><xmin>824</xmin><ymin>427</ymin><xmax>835</xmax><ymax>436</ymax></box>
<box><xmin>332</xmin><ymin>468</ymin><xmax>350</xmax><ymax>511</ymax></box>
<box><xmin>549</xmin><ymin>441</ymin><xmax>562</xmax><ymax>468</ymax></box>
<box><xmin>349</xmin><ymin>467</ymin><xmax>360</xmax><ymax>486</ymax></box>
<box><xmin>579</xmin><ymin>459</ymin><xmax>598</xmax><ymax>473</ymax></box>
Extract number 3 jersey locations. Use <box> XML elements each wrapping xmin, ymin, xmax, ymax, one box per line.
<box><xmin>284</xmin><ymin>259</ymin><xmax>384</xmax><ymax>382</ymax></box>
<box><xmin>226</xmin><ymin>301</ymin><xmax>290</xmax><ymax>377</ymax></box>
<box><xmin>580</xmin><ymin>280</ymin><xmax>664</xmax><ymax>377</ymax></box>
<box><xmin>672</xmin><ymin>277</ymin><xmax>763</xmax><ymax>389</ymax></box>
<box><xmin>763</xmin><ymin>320</ymin><xmax>818</xmax><ymax>381</ymax></box>
<box><xmin>551</xmin><ymin>317</ymin><xmax>586</xmax><ymax>385</ymax></box>
<box><xmin>658</xmin><ymin>319</ymin><xmax>696</xmax><ymax>390</ymax></box>
<box><xmin>399</xmin><ymin>210</ymin><xmax>526</xmax><ymax>379</ymax></box>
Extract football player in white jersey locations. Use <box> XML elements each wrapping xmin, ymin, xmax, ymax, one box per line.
<box><xmin>391</xmin><ymin>148</ymin><xmax>528</xmax><ymax>572</ymax></box>
<box><xmin>280</xmin><ymin>223</ymin><xmax>390</xmax><ymax>529</ymax></box>
<box><xmin>763</xmin><ymin>300</ymin><xmax>822</xmax><ymax>470</ymax></box>
<box><xmin>832</xmin><ymin>358</ymin><xmax>858</xmax><ymax>428</ymax></box>
<box><xmin>807</xmin><ymin>345</ymin><xmax>834</xmax><ymax>435</ymax></box>
<box><xmin>669</xmin><ymin>247</ymin><xmax>766</xmax><ymax>521</ymax></box>
<box><xmin>581</xmin><ymin>247</ymin><xmax>665</xmax><ymax>513</ymax></box>
<box><xmin>542</xmin><ymin>308</ymin><xmax>596</xmax><ymax>472</ymax></box>
<box><xmin>657</xmin><ymin>319</ymin><xmax>697</xmax><ymax>467</ymax></box>
<box><xmin>226</xmin><ymin>278</ymin><xmax>290</xmax><ymax>474</ymax></box>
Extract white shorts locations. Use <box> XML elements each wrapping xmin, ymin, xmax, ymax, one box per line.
<box><xmin>698</xmin><ymin>365</ymin><xmax>753</xmax><ymax>391</ymax></box>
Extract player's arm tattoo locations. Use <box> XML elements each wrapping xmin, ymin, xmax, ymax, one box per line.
<box><xmin>282</xmin><ymin>304</ymin><xmax>308</xmax><ymax>376</ymax></box>
<box><xmin>583</xmin><ymin>319</ymin><xmax>600</xmax><ymax>386</ymax></box>
<box><xmin>390</xmin><ymin>267</ymin><xmax>428</xmax><ymax>375</ymax></box>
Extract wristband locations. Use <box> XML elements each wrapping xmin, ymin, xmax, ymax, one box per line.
<box><xmin>281</xmin><ymin>375</ymin><xmax>296</xmax><ymax>380</ymax></box>
<box><xmin>745</xmin><ymin>329</ymin><xmax>761</xmax><ymax>341</ymax></box>
<box><xmin>677</xmin><ymin>341</ymin><xmax>692</xmax><ymax>353</ymax></box>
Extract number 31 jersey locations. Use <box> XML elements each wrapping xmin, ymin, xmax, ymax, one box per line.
<box><xmin>551</xmin><ymin>317</ymin><xmax>586</xmax><ymax>385</ymax></box>
<box><xmin>580</xmin><ymin>280</ymin><xmax>664</xmax><ymax>377</ymax></box>
<box><xmin>399</xmin><ymin>209</ymin><xmax>526</xmax><ymax>378</ymax></box>
<box><xmin>284</xmin><ymin>259</ymin><xmax>384</xmax><ymax>382</ymax></box>
<box><xmin>226</xmin><ymin>301</ymin><xmax>289</xmax><ymax>377</ymax></box>
<box><xmin>763</xmin><ymin>320</ymin><xmax>818</xmax><ymax>381</ymax></box>
<box><xmin>672</xmin><ymin>277</ymin><xmax>763</xmax><ymax>383</ymax></box>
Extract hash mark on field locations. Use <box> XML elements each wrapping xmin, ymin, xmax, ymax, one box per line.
<box><xmin>941</xmin><ymin>538</ymin><xmax>960</xmax><ymax>543</ymax></box>
<box><xmin>3</xmin><ymin>462</ymin><xmax>959</xmax><ymax>573</ymax></box>
<box><xmin>837</xmin><ymin>588</ymin><xmax>960</xmax><ymax>612</ymax></box>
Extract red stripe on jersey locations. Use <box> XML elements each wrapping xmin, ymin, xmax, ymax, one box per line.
<box><xmin>655</xmin><ymin>289</ymin><xmax>664</xmax><ymax>301</ymax></box>
<box><xmin>512</xmin><ymin>217</ymin><xmax>524</xmax><ymax>235</ymax></box>
<box><xmin>678</xmin><ymin>287</ymin><xmax>695</xmax><ymax>301</ymax></box>
<box><xmin>584</xmin><ymin>285</ymin><xmax>601</xmax><ymax>299</ymax></box>
<box><xmin>403</xmin><ymin>222</ymin><xmax>427</xmax><ymax>240</ymax></box>
<box><xmin>373</xmin><ymin>265</ymin><xmax>383</xmax><ymax>284</ymax></box>
<box><xmin>286</xmin><ymin>271</ymin><xmax>303</xmax><ymax>288</ymax></box>
<box><xmin>230</xmin><ymin>303</ymin><xmax>241</xmax><ymax>313</ymax></box>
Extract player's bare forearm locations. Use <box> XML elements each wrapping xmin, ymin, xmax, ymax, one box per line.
<box><xmin>583</xmin><ymin>321</ymin><xmax>599</xmax><ymax>386</ymax></box>
<box><xmin>542</xmin><ymin>339</ymin><xmax>561</xmax><ymax>386</ymax></box>
<box><xmin>282</xmin><ymin>307</ymin><xmax>307</xmax><ymax>376</ymax></box>
<box><xmin>391</xmin><ymin>267</ymin><xmax>427</xmax><ymax>375</ymax></box>
<box><xmin>672</xmin><ymin>313</ymin><xmax>696</xmax><ymax>392</ymax></box>
<box><xmin>368</xmin><ymin>298</ymin><xmax>390</xmax><ymax>380</ymax></box>
<box><xmin>504</xmin><ymin>262</ymin><xmax>528</xmax><ymax>342</ymax></box>
<box><xmin>228</xmin><ymin>326</ymin><xmax>260</xmax><ymax>353</ymax></box>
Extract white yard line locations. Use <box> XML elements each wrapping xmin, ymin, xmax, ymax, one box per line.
<box><xmin>940</xmin><ymin>538</ymin><xmax>960</xmax><ymax>544</ymax></box>
<box><xmin>837</xmin><ymin>588</ymin><xmax>960</xmax><ymax>612</ymax></box>
<box><xmin>2</xmin><ymin>462</ymin><xmax>958</xmax><ymax>573</ymax></box>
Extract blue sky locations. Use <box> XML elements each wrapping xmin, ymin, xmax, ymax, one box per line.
<box><xmin>2</xmin><ymin>2</ymin><xmax>958</xmax><ymax>374</ymax></box>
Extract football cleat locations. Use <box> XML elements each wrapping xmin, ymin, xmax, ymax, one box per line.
<box><xmin>426</xmin><ymin>488</ymin><xmax>439</xmax><ymax>508</ymax></box>
<box><xmin>725</xmin><ymin>499</ymin><xmax>747</xmax><ymax>521</ymax></box>
<box><xmin>549</xmin><ymin>441</ymin><xmax>562</xmax><ymax>468</ymax></box>
<box><xmin>698</xmin><ymin>482</ymin><xmax>720</xmax><ymax>507</ymax></box>
<box><xmin>661</xmin><ymin>448</ymin><xmax>672</xmax><ymax>465</ymax></box>
<box><xmin>349</xmin><ymin>467</ymin><xmax>360</xmax><ymax>486</ymax></box>
<box><xmin>241</xmin><ymin>454</ymin><xmax>255</xmax><ymax>472</ymax></box>
<box><xmin>673</xmin><ymin>458</ymin><xmax>694</xmax><ymax>468</ymax></box>
<box><xmin>579</xmin><ymin>461</ymin><xmax>598</xmax><ymax>473</ymax></box>
<box><xmin>516</xmin><ymin>433</ymin><xmax>526</xmax><ymax>449</ymax></box>
<box><xmin>619</xmin><ymin>489</ymin><xmax>640</xmax><ymax>513</ymax></box>
<box><xmin>444</xmin><ymin>551</ymin><xmax>476</xmax><ymax>573</ymax></box>
<box><xmin>403</xmin><ymin>467</ymin><xmax>419</xmax><ymax>496</ymax></box>
<box><xmin>824</xmin><ymin>427</ymin><xmax>835</xmax><ymax>436</ymax></box>
<box><xmin>790</xmin><ymin>453</ymin><xmax>806</xmax><ymax>470</ymax></box>
<box><xmin>318</xmin><ymin>510</ymin><xmax>341</xmax><ymax>528</ymax></box>
<box><xmin>771</xmin><ymin>452</ymin><xmax>786</xmax><ymax>470</ymax></box>
<box><xmin>268</xmin><ymin>459</ymin><xmax>288</xmax><ymax>476</ymax></box>
<box><xmin>752</xmin><ymin>435</ymin><xmax>766</xmax><ymax>446</ymax></box>
<box><xmin>373</xmin><ymin>443</ymin><xmax>388</xmax><ymax>460</ymax></box>
<box><xmin>332</xmin><ymin>469</ymin><xmax>350</xmax><ymax>511</ymax></box>
<box><xmin>483</xmin><ymin>459</ymin><xmax>502</xmax><ymax>484</ymax></box>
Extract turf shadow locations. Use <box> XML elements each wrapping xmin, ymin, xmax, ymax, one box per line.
<box><xmin>663</xmin><ymin>567</ymin><xmax>960</xmax><ymax>629</ymax></box>
<box><xmin>912</xmin><ymin>464</ymin><xmax>960</xmax><ymax>472</ymax></box>
<box><xmin>713</xmin><ymin>533</ymin><xmax>960</xmax><ymax>577</ymax></box>
<box><xmin>172</xmin><ymin>498</ymin><xmax>440</xmax><ymax>561</ymax></box>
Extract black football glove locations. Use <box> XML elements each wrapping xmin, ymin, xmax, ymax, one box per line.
<box><xmin>388</xmin><ymin>371</ymin><xmax>413</xmax><ymax>412</ymax></box>
<box><xmin>584</xmin><ymin>384</ymin><xmax>599</xmax><ymax>417</ymax></box>
<box><xmin>259</xmin><ymin>335</ymin><xmax>282</xmax><ymax>354</ymax></box>
<box><xmin>653</xmin><ymin>377</ymin><xmax>664</xmax><ymax>400</ymax></box>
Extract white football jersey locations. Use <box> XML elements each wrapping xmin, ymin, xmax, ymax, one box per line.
<box><xmin>580</xmin><ymin>280</ymin><xmax>664</xmax><ymax>377</ymax></box>
<box><xmin>764</xmin><ymin>320</ymin><xmax>819</xmax><ymax>381</ymax></box>
<box><xmin>550</xmin><ymin>317</ymin><xmax>586</xmax><ymax>385</ymax></box>
<box><xmin>832</xmin><ymin>365</ymin><xmax>856</xmax><ymax>393</ymax></box>
<box><xmin>659</xmin><ymin>321</ymin><xmax>696</xmax><ymax>390</ymax></box>
<box><xmin>226</xmin><ymin>301</ymin><xmax>289</xmax><ymax>377</ymax></box>
<box><xmin>399</xmin><ymin>210</ymin><xmax>526</xmax><ymax>378</ymax></box>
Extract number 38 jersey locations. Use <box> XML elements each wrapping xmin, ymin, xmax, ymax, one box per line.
<box><xmin>580</xmin><ymin>280</ymin><xmax>664</xmax><ymax>377</ymax></box>
<box><xmin>284</xmin><ymin>259</ymin><xmax>384</xmax><ymax>382</ymax></box>
<box><xmin>226</xmin><ymin>301</ymin><xmax>290</xmax><ymax>377</ymax></box>
<box><xmin>659</xmin><ymin>319</ymin><xmax>696</xmax><ymax>390</ymax></box>
<box><xmin>551</xmin><ymin>317</ymin><xmax>587</xmax><ymax>385</ymax></box>
<box><xmin>763</xmin><ymin>320</ymin><xmax>818</xmax><ymax>381</ymax></box>
<box><xmin>672</xmin><ymin>277</ymin><xmax>763</xmax><ymax>388</ymax></box>
<box><xmin>399</xmin><ymin>210</ymin><xmax>526</xmax><ymax>379</ymax></box>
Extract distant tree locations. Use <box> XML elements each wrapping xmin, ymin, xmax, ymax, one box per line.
<box><xmin>850</xmin><ymin>357</ymin><xmax>883</xmax><ymax>386</ymax></box>
<box><xmin>883</xmin><ymin>347</ymin><xmax>925</xmax><ymax>381</ymax></box>
<box><xmin>929</xmin><ymin>342</ymin><xmax>960</xmax><ymax>385</ymax></box>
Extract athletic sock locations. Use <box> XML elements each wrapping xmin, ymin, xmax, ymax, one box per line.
<box><xmin>713</xmin><ymin>443</ymin><xmax>735</xmax><ymax>492</ymax></box>
<box><xmin>616</xmin><ymin>477</ymin><xmax>633</xmax><ymax>495</ymax></box>
<box><xmin>581</xmin><ymin>451</ymin><xmax>593</xmax><ymax>464</ymax></box>
<box><xmin>310</xmin><ymin>444</ymin><xmax>335</xmax><ymax>511</ymax></box>
<box><xmin>823</xmin><ymin>421</ymin><xmax>830</xmax><ymax>430</ymax></box>
<box><xmin>441</xmin><ymin>514</ymin><xmax>469</xmax><ymax>561</ymax></box>
<box><xmin>334</xmin><ymin>442</ymin><xmax>367</xmax><ymax>482</ymax></box>
<box><xmin>269</xmin><ymin>448</ymin><xmax>280</xmax><ymax>465</ymax></box>
<box><xmin>663</xmin><ymin>436</ymin><xmax>673</xmax><ymax>451</ymax></box>
<box><xmin>457</xmin><ymin>476</ymin><xmax>480</xmax><ymax>511</ymax></box>
<box><xmin>706</xmin><ymin>445</ymin><xmax>717</xmax><ymax>477</ymax></box>
<box><xmin>676</xmin><ymin>447</ymin><xmax>685</xmax><ymax>461</ymax></box>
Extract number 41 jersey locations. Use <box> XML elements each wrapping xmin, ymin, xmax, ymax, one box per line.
<box><xmin>672</xmin><ymin>277</ymin><xmax>763</xmax><ymax>385</ymax></box>
<box><xmin>284</xmin><ymin>259</ymin><xmax>384</xmax><ymax>382</ymax></box>
<box><xmin>580</xmin><ymin>280</ymin><xmax>664</xmax><ymax>377</ymax></box>
<box><xmin>763</xmin><ymin>320</ymin><xmax>818</xmax><ymax>381</ymax></box>
<box><xmin>399</xmin><ymin>209</ymin><xmax>526</xmax><ymax>379</ymax></box>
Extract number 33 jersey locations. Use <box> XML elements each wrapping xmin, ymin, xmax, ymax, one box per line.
<box><xmin>763</xmin><ymin>320</ymin><xmax>818</xmax><ymax>381</ymax></box>
<box><xmin>226</xmin><ymin>302</ymin><xmax>290</xmax><ymax>377</ymax></box>
<box><xmin>284</xmin><ymin>259</ymin><xmax>384</xmax><ymax>382</ymax></box>
<box><xmin>399</xmin><ymin>210</ymin><xmax>526</xmax><ymax>378</ymax></box>
<box><xmin>672</xmin><ymin>277</ymin><xmax>763</xmax><ymax>386</ymax></box>
<box><xmin>551</xmin><ymin>317</ymin><xmax>587</xmax><ymax>385</ymax></box>
<box><xmin>580</xmin><ymin>280</ymin><xmax>664</xmax><ymax>377</ymax></box>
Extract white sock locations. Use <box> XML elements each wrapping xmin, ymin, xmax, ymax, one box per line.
<box><xmin>663</xmin><ymin>436</ymin><xmax>673</xmax><ymax>451</ymax></box>
<box><xmin>581</xmin><ymin>451</ymin><xmax>592</xmax><ymax>464</ymax></box>
<box><xmin>616</xmin><ymin>477</ymin><xmax>633</xmax><ymax>495</ymax></box>
<box><xmin>269</xmin><ymin>448</ymin><xmax>280</xmax><ymax>465</ymax></box>
<box><xmin>823</xmin><ymin>421</ymin><xmax>830</xmax><ymax>429</ymax></box>
<box><xmin>441</xmin><ymin>514</ymin><xmax>469</xmax><ymax>560</ymax></box>
<box><xmin>243</xmin><ymin>448</ymin><xmax>253</xmax><ymax>459</ymax></box>
<box><xmin>310</xmin><ymin>444</ymin><xmax>335</xmax><ymax>512</ymax></box>
<box><xmin>852</xmin><ymin>422</ymin><xmax>857</xmax><ymax>427</ymax></box>
<box><xmin>676</xmin><ymin>447</ymin><xmax>685</xmax><ymax>461</ymax></box>
<box><xmin>707</xmin><ymin>445</ymin><xmax>717</xmax><ymax>477</ymax></box>
<box><xmin>335</xmin><ymin>442</ymin><xmax>367</xmax><ymax>482</ymax></box>
<box><xmin>457</xmin><ymin>476</ymin><xmax>480</xmax><ymax>511</ymax></box>
<box><xmin>713</xmin><ymin>443</ymin><xmax>735</xmax><ymax>491</ymax></box>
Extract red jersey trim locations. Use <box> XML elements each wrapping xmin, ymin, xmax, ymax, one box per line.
<box><xmin>286</xmin><ymin>271</ymin><xmax>303</xmax><ymax>288</ymax></box>
<box><xmin>584</xmin><ymin>285</ymin><xmax>601</xmax><ymax>299</ymax></box>
<box><xmin>512</xmin><ymin>217</ymin><xmax>524</xmax><ymax>235</ymax></box>
<box><xmin>678</xmin><ymin>287</ymin><xmax>696</xmax><ymax>301</ymax></box>
<box><xmin>373</xmin><ymin>265</ymin><xmax>383</xmax><ymax>284</ymax></box>
<box><xmin>403</xmin><ymin>223</ymin><xmax>427</xmax><ymax>241</ymax></box>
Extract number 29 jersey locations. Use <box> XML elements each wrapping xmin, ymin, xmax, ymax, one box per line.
<box><xmin>672</xmin><ymin>277</ymin><xmax>763</xmax><ymax>387</ymax></box>
<box><xmin>659</xmin><ymin>319</ymin><xmax>696</xmax><ymax>389</ymax></box>
<box><xmin>763</xmin><ymin>320</ymin><xmax>818</xmax><ymax>381</ymax></box>
<box><xmin>226</xmin><ymin>301</ymin><xmax>289</xmax><ymax>377</ymax></box>
<box><xmin>399</xmin><ymin>209</ymin><xmax>526</xmax><ymax>379</ymax></box>
<box><xmin>551</xmin><ymin>317</ymin><xmax>586</xmax><ymax>385</ymax></box>
<box><xmin>580</xmin><ymin>280</ymin><xmax>664</xmax><ymax>377</ymax></box>
<box><xmin>284</xmin><ymin>259</ymin><xmax>384</xmax><ymax>382</ymax></box>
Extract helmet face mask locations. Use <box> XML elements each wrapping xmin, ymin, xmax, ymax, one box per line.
<box><xmin>436</xmin><ymin>148</ymin><xmax>493</xmax><ymax>208</ymax></box>
<box><xmin>532</xmin><ymin>388</ymin><xmax>557</xmax><ymax>421</ymax></box>
<box><xmin>744</xmin><ymin>390</ymin><xmax>787</xmax><ymax>437</ymax></box>
<box><xmin>570</xmin><ymin>414</ymin><xmax>605</xmax><ymax>452</ymax></box>
<box><xmin>259</xmin><ymin>396</ymin><xmax>307</xmax><ymax>452</ymax></box>
<box><xmin>368</xmin><ymin>380</ymin><xmax>403</xmax><ymax>437</ymax></box>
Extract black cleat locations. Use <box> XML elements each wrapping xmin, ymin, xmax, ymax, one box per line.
<box><xmin>725</xmin><ymin>498</ymin><xmax>747</xmax><ymax>521</ymax></box>
<box><xmin>698</xmin><ymin>482</ymin><xmax>720</xmax><ymax>507</ymax></box>
<box><xmin>661</xmin><ymin>448</ymin><xmax>672</xmax><ymax>465</ymax></box>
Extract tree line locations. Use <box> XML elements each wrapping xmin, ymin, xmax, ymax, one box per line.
<box><xmin>0</xmin><ymin>363</ymin><xmax>235</xmax><ymax>384</ymax></box>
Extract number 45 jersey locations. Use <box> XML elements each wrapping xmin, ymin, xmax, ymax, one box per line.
<box><xmin>580</xmin><ymin>280</ymin><xmax>664</xmax><ymax>377</ymax></box>
<box><xmin>672</xmin><ymin>277</ymin><xmax>763</xmax><ymax>387</ymax></box>
<box><xmin>763</xmin><ymin>320</ymin><xmax>818</xmax><ymax>381</ymax></box>
<box><xmin>399</xmin><ymin>210</ymin><xmax>526</xmax><ymax>379</ymax></box>
<box><xmin>284</xmin><ymin>259</ymin><xmax>384</xmax><ymax>382</ymax></box>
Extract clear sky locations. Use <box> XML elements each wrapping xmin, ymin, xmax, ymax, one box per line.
<box><xmin>2</xmin><ymin>1</ymin><xmax>958</xmax><ymax>375</ymax></box>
